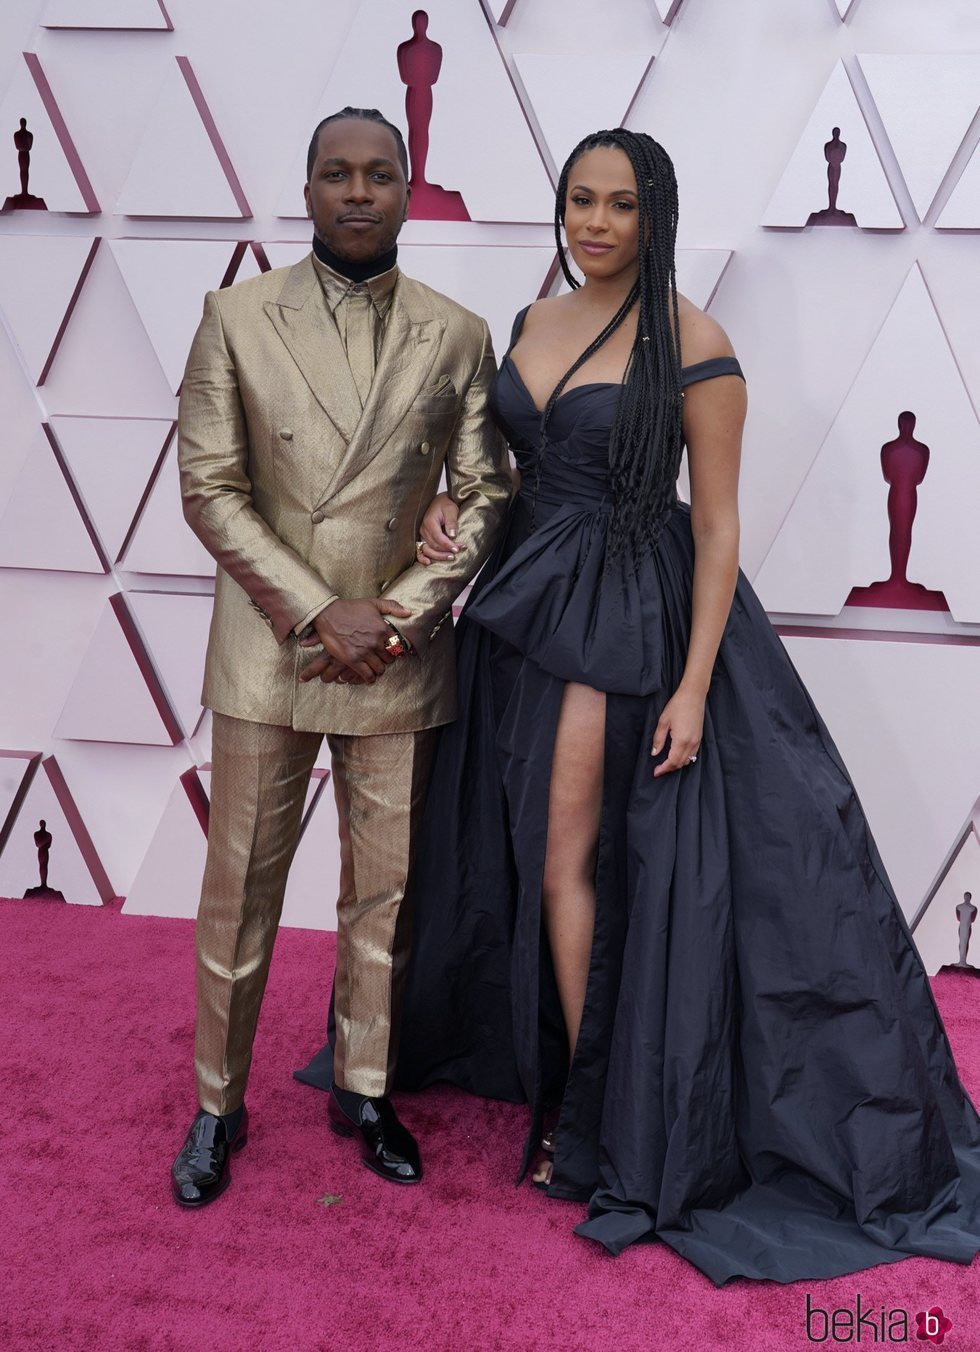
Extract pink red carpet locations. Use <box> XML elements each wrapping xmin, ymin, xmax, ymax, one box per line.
<box><xmin>1</xmin><ymin>897</ymin><xmax>978</xmax><ymax>1352</ymax></box>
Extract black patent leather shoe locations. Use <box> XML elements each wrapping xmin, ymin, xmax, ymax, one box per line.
<box><xmin>171</xmin><ymin>1105</ymin><xmax>248</xmax><ymax>1208</ymax></box>
<box><xmin>328</xmin><ymin>1089</ymin><xmax>422</xmax><ymax>1184</ymax></box>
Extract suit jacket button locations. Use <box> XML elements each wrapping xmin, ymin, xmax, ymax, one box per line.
<box><xmin>311</xmin><ymin>510</ymin><xmax>325</xmax><ymax>524</ymax></box>
<box><xmin>386</xmin><ymin>517</ymin><xmax>397</xmax><ymax>530</ymax></box>
<box><xmin>280</xmin><ymin>428</ymin><xmax>293</xmax><ymax>440</ymax></box>
<box><xmin>419</xmin><ymin>440</ymin><xmax>431</xmax><ymax>455</ymax></box>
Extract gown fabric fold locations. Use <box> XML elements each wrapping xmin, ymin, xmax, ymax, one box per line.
<box><xmin>387</xmin><ymin>311</ymin><xmax>980</xmax><ymax>1285</ymax></box>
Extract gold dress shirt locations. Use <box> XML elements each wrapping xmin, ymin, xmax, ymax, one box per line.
<box><xmin>311</xmin><ymin>253</ymin><xmax>399</xmax><ymax>403</ymax></box>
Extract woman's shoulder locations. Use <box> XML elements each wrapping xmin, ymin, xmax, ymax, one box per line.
<box><xmin>676</xmin><ymin>294</ymin><xmax>736</xmax><ymax>367</ymax></box>
<box><xmin>516</xmin><ymin>294</ymin><xmax>574</xmax><ymax>330</ymax></box>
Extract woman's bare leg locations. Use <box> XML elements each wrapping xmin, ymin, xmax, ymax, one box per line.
<box><xmin>533</xmin><ymin>681</ymin><xmax>606</xmax><ymax>1184</ymax></box>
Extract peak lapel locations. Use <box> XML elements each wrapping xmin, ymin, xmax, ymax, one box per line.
<box><xmin>320</xmin><ymin>283</ymin><xmax>445</xmax><ymax>502</ymax></box>
<box><xmin>263</xmin><ymin>258</ymin><xmax>361</xmax><ymax>445</ymax></box>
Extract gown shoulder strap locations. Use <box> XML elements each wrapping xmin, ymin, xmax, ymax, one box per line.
<box><xmin>507</xmin><ymin>304</ymin><xmax>533</xmax><ymax>354</ymax></box>
<box><xmin>680</xmin><ymin>355</ymin><xmax>745</xmax><ymax>388</ymax></box>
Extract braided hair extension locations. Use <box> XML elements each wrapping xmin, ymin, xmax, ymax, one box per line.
<box><xmin>550</xmin><ymin>129</ymin><xmax>683</xmax><ymax>560</ymax></box>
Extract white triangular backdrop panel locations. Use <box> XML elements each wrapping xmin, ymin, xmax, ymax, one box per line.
<box><xmin>109</xmin><ymin>239</ymin><xmax>241</xmax><ymax>393</ymax></box>
<box><xmin>0</xmin><ymin>54</ymin><xmax>98</xmax><ymax>212</ymax></box>
<box><xmin>42</xmin><ymin>0</ymin><xmax>172</xmax><ymax>28</ymax></box>
<box><xmin>755</xmin><ymin>266</ymin><xmax>980</xmax><ymax>621</ymax></box>
<box><xmin>116</xmin><ymin>57</ymin><xmax>249</xmax><ymax>218</ymax></box>
<box><xmin>123</xmin><ymin>775</ymin><xmax>208</xmax><ymax>918</ymax></box>
<box><xmin>0</xmin><ymin>752</ymin><xmax>39</xmax><ymax>844</ymax></box>
<box><xmin>0</xmin><ymin>426</ymin><xmax>105</xmax><ymax>574</ymax></box>
<box><xmin>937</xmin><ymin>136</ymin><xmax>980</xmax><ymax>229</ymax></box>
<box><xmin>126</xmin><ymin>591</ymin><xmax>211</xmax><ymax>739</ymax></box>
<box><xmin>513</xmin><ymin>51</ymin><xmax>656</xmax><ymax>169</ymax></box>
<box><xmin>49</xmin><ymin>416</ymin><xmax>172</xmax><ymax>563</ymax></box>
<box><xmin>913</xmin><ymin>828</ymin><xmax>980</xmax><ymax>976</ymax></box>
<box><xmin>120</xmin><ymin>439</ymin><xmax>216</xmax><ymax>577</ymax></box>
<box><xmin>858</xmin><ymin>55</ymin><xmax>980</xmax><ymax>222</ymax></box>
<box><xmin>274</xmin><ymin>0</ymin><xmax>554</xmax><ymax>222</ymax></box>
<box><xmin>780</xmin><ymin>636</ymin><xmax>980</xmax><ymax>922</ymax></box>
<box><xmin>0</xmin><ymin>758</ymin><xmax>111</xmax><ymax>905</ymax></box>
<box><xmin>55</xmin><ymin>597</ymin><xmax>176</xmax><ymax>746</ymax></box>
<box><xmin>763</xmin><ymin>60</ymin><xmax>903</xmax><ymax>229</ymax></box>
<box><xmin>0</xmin><ymin>236</ymin><xmax>99</xmax><ymax>383</ymax></box>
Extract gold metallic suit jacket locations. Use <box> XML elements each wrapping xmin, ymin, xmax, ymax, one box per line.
<box><xmin>178</xmin><ymin>255</ymin><xmax>512</xmax><ymax>735</ymax></box>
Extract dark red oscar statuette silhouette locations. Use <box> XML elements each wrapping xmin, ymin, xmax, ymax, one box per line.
<box><xmin>2</xmin><ymin>117</ymin><xmax>48</xmax><ymax>212</ymax></box>
<box><xmin>23</xmin><ymin>819</ymin><xmax>65</xmax><ymax>900</ymax></box>
<box><xmin>932</xmin><ymin>870</ymin><xmax>979</xmax><ymax>980</ymax></box>
<box><xmin>846</xmin><ymin>412</ymin><xmax>949</xmax><ymax>613</ymax></box>
<box><xmin>806</xmin><ymin>127</ymin><xmax>856</xmax><ymax>227</ymax></box>
<box><xmin>953</xmin><ymin>892</ymin><xmax>978</xmax><ymax>971</ymax></box>
<box><xmin>397</xmin><ymin>11</ymin><xmax>469</xmax><ymax>221</ymax></box>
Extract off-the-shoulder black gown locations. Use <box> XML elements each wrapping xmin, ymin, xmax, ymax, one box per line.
<box><xmin>301</xmin><ymin>307</ymin><xmax>980</xmax><ymax>1286</ymax></box>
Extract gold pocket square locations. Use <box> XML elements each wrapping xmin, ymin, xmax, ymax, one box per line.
<box><xmin>424</xmin><ymin>374</ymin><xmax>457</xmax><ymax>398</ymax></box>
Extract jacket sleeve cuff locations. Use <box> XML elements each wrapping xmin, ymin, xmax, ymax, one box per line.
<box><xmin>282</xmin><ymin>595</ymin><xmax>338</xmax><ymax>645</ymax></box>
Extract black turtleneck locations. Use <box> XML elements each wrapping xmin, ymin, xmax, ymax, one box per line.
<box><xmin>312</xmin><ymin>234</ymin><xmax>398</xmax><ymax>283</ymax></box>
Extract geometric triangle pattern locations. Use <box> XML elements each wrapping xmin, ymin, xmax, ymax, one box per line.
<box><xmin>779</xmin><ymin>634</ymin><xmax>980</xmax><ymax>921</ymax></box>
<box><xmin>514</xmin><ymin>50</ymin><xmax>657</xmax><ymax>172</ymax></box>
<box><xmin>0</xmin><ymin>755</ymin><xmax>113</xmax><ymax>905</ymax></box>
<box><xmin>937</xmin><ymin>135</ymin><xmax>980</xmax><ymax>228</ymax></box>
<box><xmin>119</xmin><ymin>438</ymin><xmax>216</xmax><ymax>577</ymax></box>
<box><xmin>116</xmin><ymin>56</ymin><xmax>250</xmax><ymax>219</ymax></box>
<box><xmin>485</xmin><ymin>0</ymin><xmax>518</xmax><ymax>22</ymax></box>
<box><xmin>0</xmin><ymin>53</ymin><xmax>99</xmax><ymax>213</ymax></box>
<box><xmin>123</xmin><ymin>770</ymin><xmax>210</xmax><ymax>918</ymax></box>
<box><xmin>0</xmin><ymin>750</ymin><xmax>41</xmax><ymax>855</ymax></box>
<box><xmin>54</xmin><ymin>593</ymin><xmax>182</xmax><ymax>746</ymax></box>
<box><xmin>274</xmin><ymin>0</ymin><xmax>554</xmax><ymax>222</ymax></box>
<box><xmin>0</xmin><ymin>425</ymin><xmax>107</xmax><ymax>574</ymax></box>
<box><xmin>858</xmin><ymin>55</ymin><xmax>980</xmax><ymax>222</ymax></box>
<box><xmin>108</xmin><ymin>239</ymin><xmax>244</xmax><ymax>393</ymax></box>
<box><xmin>676</xmin><ymin>250</ymin><xmax>733</xmax><ymax>310</ymax></box>
<box><xmin>0</xmin><ymin>236</ymin><xmax>100</xmax><ymax>383</ymax></box>
<box><xmin>259</xmin><ymin>243</ymin><xmax>310</xmax><ymax>273</ymax></box>
<box><xmin>41</xmin><ymin>0</ymin><xmax>173</xmax><ymax>28</ymax></box>
<box><xmin>122</xmin><ymin>763</ymin><xmax>339</xmax><ymax>926</ymax></box>
<box><xmin>48</xmin><ymin>416</ymin><xmax>173</xmax><ymax>563</ymax></box>
<box><xmin>126</xmin><ymin>591</ymin><xmax>212</xmax><ymax>738</ymax></box>
<box><xmin>912</xmin><ymin>825</ymin><xmax>980</xmax><ymax>976</ymax></box>
<box><xmin>762</xmin><ymin>60</ymin><xmax>903</xmax><ymax>229</ymax></box>
<box><xmin>398</xmin><ymin>242</ymin><xmax>556</xmax><ymax>364</ymax></box>
<box><xmin>2</xmin><ymin>5</ymin><xmax>980</xmax><ymax>937</ymax></box>
<box><xmin>754</xmin><ymin>265</ymin><xmax>980</xmax><ymax>621</ymax></box>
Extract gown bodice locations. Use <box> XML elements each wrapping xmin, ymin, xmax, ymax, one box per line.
<box><xmin>488</xmin><ymin>304</ymin><xmax>744</xmax><ymax>513</ymax></box>
<box><xmin>467</xmin><ymin>307</ymin><xmax>746</xmax><ymax>697</ymax></box>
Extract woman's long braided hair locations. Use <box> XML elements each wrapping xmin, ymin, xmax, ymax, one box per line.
<box><xmin>547</xmin><ymin>129</ymin><xmax>683</xmax><ymax>561</ymax></box>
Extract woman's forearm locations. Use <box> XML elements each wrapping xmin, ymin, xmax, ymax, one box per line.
<box><xmin>679</xmin><ymin>520</ymin><xmax>740</xmax><ymax>698</ymax></box>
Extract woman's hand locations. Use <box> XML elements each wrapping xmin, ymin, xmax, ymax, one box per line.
<box><xmin>416</xmin><ymin>492</ymin><xmax>462</xmax><ymax>565</ymax></box>
<box><xmin>651</xmin><ymin>686</ymin><xmax>705</xmax><ymax>777</ymax></box>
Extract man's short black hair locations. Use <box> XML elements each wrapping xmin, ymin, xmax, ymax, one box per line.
<box><xmin>306</xmin><ymin>107</ymin><xmax>409</xmax><ymax>181</ymax></box>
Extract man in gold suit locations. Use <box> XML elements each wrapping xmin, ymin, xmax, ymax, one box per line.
<box><xmin>171</xmin><ymin>107</ymin><xmax>511</xmax><ymax>1207</ymax></box>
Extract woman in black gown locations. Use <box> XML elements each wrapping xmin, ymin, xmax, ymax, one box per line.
<box><xmin>347</xmin><ymin>128</ymin><xmax>980</xmax><ymax>1286</ymax></box>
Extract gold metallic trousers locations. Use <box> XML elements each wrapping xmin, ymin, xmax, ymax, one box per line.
<box><xmin>195</xmin><ymin>712</ymin><xmax>435</xmax><ymax>1114</ymax></box>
